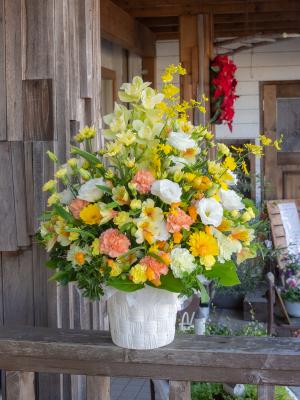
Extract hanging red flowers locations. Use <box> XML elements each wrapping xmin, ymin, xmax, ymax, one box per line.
<box><xmin>210</xmin><ymin>55</ymin><xmax>238</xmax><ymax>131</ymax></box>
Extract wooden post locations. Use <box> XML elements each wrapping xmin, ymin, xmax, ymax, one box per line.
<box><xmin>169</xmin><ymin>381</ymin><xmax>191</xmax><ymax>400</ymax></box>
<box><xmin>6</xmin><ymin>371</ymin><xmax>35</xmax><ymax>400</ymax></box>
<box><xmin>87</xmin><ymin>376</ymin><xmax>110</xmax><ymax>400</ymax></box>
<box><xmin>257</xmin><ymin>385</ymin><xmax>275</xmax><ymax>400</ymax></box>
<box><xmin>179</xmin><ymin>15</ymin><xmax>199</xmax><ymax>105</ymax></box>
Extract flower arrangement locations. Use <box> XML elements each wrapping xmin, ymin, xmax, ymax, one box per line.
<box><xmin>282</xmin><ymin>257</ymin><xmax>300</xmax><ymax>303</ymax></box>
<box><xmin>38</xmin><ymin>64</ymin><xmax>280</xmax><ymax>303</ymax></box>
<box><xmin>210</xmin><ymin>55</ymin><xmax>238</xmax><ymax>131</ymax></box>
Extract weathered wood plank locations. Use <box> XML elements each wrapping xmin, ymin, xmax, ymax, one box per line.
<box><xmin>1</xmin><ymin>250</ymin><xmax>34</xmax><ymax>326</ymax></box>
<box><xmin>23</xmin><ymin>79</ymin><xmax>54</xmax><ymax>141</ymax></box>
<box><xmin>23</xmin><ymin>0</ymin><xmax>54</xmax><ymax>79</ymax></box>
<box><xmin>0</xmin><ymin>143</ymin><xmax>17</xmax><ymax>251</ymax></box>
<box><xmin>68</xmin><ymin>0</ymin><xmax>80</xmax><ymax>120</ymax></box>
<box><xmin>5</xmin><ymin>0</ymin><xmax>23</xmax><ymax>140</ymax></box>
<box><xmin>169</xmin><ymin>381</ymin><xmax>191</xmax><ymax>400</ymax></box>
<box><xmin>6</xmin><ymin>371</ymin><xmax>35</xmax><ymax>400</ymax></box>
<box><xmin>0</xmin><ymin>328</ymin><xmax>300</xmax><ymax>386</ymax></box>
<box><xmin>11</xmin><ymin>142</ymin><xmax>30</xmax><ymax>248</ymax></box>
<box><xmin>257</xmin><ymin>385</ymin><xmax>275</xmax><ymax>400</ymax></box>
<box><xmin>78</xmin><ymin>0</ymin><xmax>93</xmax><ymax>98</ymax></box>
<box><xmin>0</xmin><ymin>0</ymin><xmax>6</xmax><ymax>140</ymax></box>
<box><xmin>86</xmin><ymin>376</ymin><xmax>110</xmax><ymax>400</ymax></box>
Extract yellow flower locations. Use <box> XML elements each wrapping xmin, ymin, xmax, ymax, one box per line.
<box><xmin>105</xmin><ymin>141</ymin><xmax>122</xmax><ymax>156</ymax></box>
<box><xmin>43</xmin><ymin>179</ymin><xmax>56</xmax><ymax>192</ymax></box>
<box><xmin>259</xmin><ymin>135</ymin><xmax>272</xmax><ymax>146</ymax></box>
<box><xmin>116</xmin><ymin>131</ymin><xmax>136</xmax><ymax>146</ymax></box>
<box><xmin>241</xmin><ymin>161</ymin><xmax>249</xmax><ymax>176</ymax></box>
<box><xmin>112</xmin><ymin>186</ymin><xmax>130</xmax><ymax>205</ymax></box>
<box><xmin>230</xmin><ymin>210</ymin><xmax>240</xmax><ymax>219</ymax></box>
<box><xmin>79</xmin><ymin>168</ymin><xmax>91</xmax><ymax>180</ymax></box>
<box><xmin>273</xmin><ymin>139</ymin><xmax>282</xmax><ymax>151</ymax></box>
<box><xmin>124</xmin><ymin>158</ymin><xmax>135</xmax><ymax>168</ymax></box>
<box><xmin>67</xmin><ymin>158</ymin><xmax>78</xmax><ymax>168</ymax></box>
<box><xmin>184</xmin><ymin>173</ymin><xmax>196</xmax><ymax>183</ymax></box>
<box><xmin>107</xmin><ymin>259</ymin><xmax>122</xmax><ymax>277</ymax></box>
<box><xmin>230</xmin><ymin>227</ymin><xmax>254</xmax><ymax>243</ymax></box>
<box><xmin>223</xmin><ymin>156</ymin><xmax>237</xmax><ymax>171</ymax></box>
<box><xmin>217</xmin><ymin>218</ymin><xmax>232</xmax><ymax>232</ymax></box>
<box><xmin>47</xmin><ymin>193</ymin><xmax>60</xmax><ymax>206</ymax></box>
<box><xmin>74</xmin><ymin>126</ymin><xmax>96</xmax><ymax>142</ymax></box>
<box><xmin>130</xmin><ymin>199</ymin><xmax>142</xmax><ymax>210</ymax></box>
<box><xmin>157</xmin><ymin>143</ymin><xmax>172</xmax><ymax>155</ymax></box>
<box><xmin>129</xmin><ymin>264</ymin><xmax>147</xmax><ymax>284</ymax></box>
<box><xmin>55</xmin><ymin>168</ymin><xmax>68</xmax><ymax>179</ymax></box>
<box><xmin>208</xmin><ymin>161</ymin><xmax>224</xmax><ymax>176</ymax></box>
<box><xmin>231</xmin><ymin>145</ymin><xmax>244</xmax><ymax>154</ymax></box>
<box><xmin>237</xmin><ymin>247</ymin><xmax>256</xmax><ymax>265</ymax></box>
<box><xmin>113</xmin><ymin>211</ymin><xmax>132</xmax><ymax>227</ymax></box>
<box><xmin>161</xmin><ymin>72</ymin><xmax>173</xmax><ymax>83</ymax></box>
<box><xmin>46</xmin><ymin>150</ymin><xmax>58</xmax><ymax>162</ymax></box>
<box><xmin>69</xmin><ymin>231</ymin><xmax>79</xmax><ymax>241</ymax></box>
<box><xmin>244</xmin><ymin>143</ymin><xmax>263</xmax><ymax>156</ymax></box>
<box><xmin>200</xmin><ymin>255</ymin><xmax>216</xmax><ymax>270</ymax></box>
<box><xmin>80</xmin><ymin>204</ymin><xmax>101</xmax><ymax>225</ymax></box>
<box><xmin>189</xmin><ymin>231</ymin><xmax>219</xmax><ymax>258</ymax></box>
<box><xmin>91</xmin><ymin>238</ymin><xmax>100</xmax><ymax>256</ymax></box>
<box><xmin>217</xmin><ymin>143</ymin><xmax>230</xmax><ymax>156</ymax></box>
<box><xmin>162</xmin><ymin>84</ymin><xmax>179</xmax><ymax>98</ymax></box>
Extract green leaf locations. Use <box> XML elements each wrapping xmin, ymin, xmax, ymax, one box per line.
<box><xmin>71</xmin><ymin>147</ymin><xmax>101</xmax><ymax>165</ymax></box>
<box><xmin>107</xmin><ymin>277</ymin><xmax>143</xmax><ymax>292</ymax></box>
<box><xmin>96</xmin><ymin>185</ymin><xmax>112</xmax><ymax>194</ymax></box>
<box><xmin>53</xmin><ymin>204</ymin><xmax>76</xmax><ymax>225</ymax></box>
<box><xmin>198</xmin><ymin>282</ymin><xmax>209</xmax><ymax>303</ymax></box>
<box><xmin>157</xmin><ymin>271</ymin><xmax>185</xmax><ymax>293</ymax></box>
<box><xmin>49</xmin><ymin>270</ymin><xmax>70</xmax><ymax>283</ymax></box>
<box><xmin>205</xmin><ymin>260</ymin><xmax>240</xmax><ymax>286</ymax></box>
<box><xmin>46</xmin><ymin>259</ymin><xmax>59</xmax><ymax>270</ymax></box>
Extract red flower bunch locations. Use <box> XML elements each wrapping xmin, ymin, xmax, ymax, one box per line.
<box><xmin>210</xmin><ymin>55</ymin><xmax>238</xmax><ymax>131</ymax></box>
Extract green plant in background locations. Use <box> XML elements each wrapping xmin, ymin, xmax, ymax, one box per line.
<box><xmin>281</xmin><ymin>287</ymin><xmax>300</xmax><ymax>302</ymax></box>
<box><xmin>191</xmin><ymin>383</ymin><xmax>293</xmax><ymax>400</ymax></box>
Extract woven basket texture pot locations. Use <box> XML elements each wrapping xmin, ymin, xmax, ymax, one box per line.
<box><xmin>107</xmin><ymin>286</ymin><xmax>178</xmax><ymax>349</ymax></box>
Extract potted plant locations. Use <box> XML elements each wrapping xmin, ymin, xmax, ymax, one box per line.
<box><xmin>281</xmin><ymin>257</ymin><xmax>300</xmax><ymax>317</ymax></box>
<box><xmin>37</xmin><ymin>64</ymin><xmax>280</xmax><ymax>350</ymax></box>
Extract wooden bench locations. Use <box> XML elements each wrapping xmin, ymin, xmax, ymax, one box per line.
<box><xmin>1</xmin><ymin>326</ymin><xmax>300</xmax><ymax>399</ymax></box>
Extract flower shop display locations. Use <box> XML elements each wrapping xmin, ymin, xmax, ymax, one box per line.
<box><xmin>282</xmin><ymin>257</ymin><xmax>300</xmax><ymax>317</ymax></box>
<box><xmin>37</xmin><ymin>64</ymin><xmax>280</xmax><ymax>349</ymax></box>
<box><xmin>210</xmin><ymin>55</ymin><xmax>238</xmax><ymax>131</ymax></box>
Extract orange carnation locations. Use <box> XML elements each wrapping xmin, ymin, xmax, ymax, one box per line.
<box><xmin>99</xmin><ymin>228</ymin><xmax>131</xmax><ymax>258</ymax></box>
<box><xmin>140</xmin><ymin>255</ymin><xmax>168</xmax><ymax>286</ymax></box>
<box><xmin>166</xmin><ymin>207</ymin><xmax>193</xmax><ymax>233</ymax></box>
<box><xmin>69</xmin><ymin>198</ymin><xmax>89</xmax><ymax>219</ymax></box>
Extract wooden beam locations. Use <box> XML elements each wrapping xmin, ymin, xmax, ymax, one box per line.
<box><xmin>216</xmin><ymin>27</ymin><xmax>300</xmax><ymax>38</ymax></box>
<box><xmin>120</xmin><ymin>1</ymin><xmax>300</xmax><ymax>18</ymax></box>
<box><xmin>155</xmin><ymin>32</ymin><xmax>179</xmax><ymax>40</ymax></box>
<box><xmin>215</xmin><ymin>21</ymin><xmax>300</xmax><ymax>34</ymax></box>
<box><xmin>139</xmin><ymin>16</ymin><xmax>179</xmax><ymax>27</ymax></box>
<box><xmin>215</xmin><ymin>11</ymin><xmax>300</xmax><ymax>24</ymax></box>
<box><xmin>100</xmin><ymin>0</ymin><xmax>155</xmax><ymax>57</ymax></box>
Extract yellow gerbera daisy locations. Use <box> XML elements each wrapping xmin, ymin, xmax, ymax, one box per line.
<box><xmin>188</xmin><ymin>231</ymin><xmax>219</xmax><ymax>257</ymax></box>
<box><xmin>80</xmin><ymin>204</ymin><xmax>101</xmax><ymax>225</ymax></box>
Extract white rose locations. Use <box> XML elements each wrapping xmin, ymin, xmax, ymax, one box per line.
<box><xmin>59</xmin><ymin>188</ymin><xmax>75</xmax><ymax>205</ymax></box>
<box><xmin>220</xmin><ymin>189</ymin><xmax>245</xmax><ymax>211</ymax></box>
<box><xmin>170</xmin><ymin>248</ymin><xmax>196</xmax><ymax>278</ymax></box>
<box><xmin>78</xmin><ymin>178</ymin><xmax>106</xmax><ymax>202</ymax></box>
<box><xmin>196</xmin><ymin>198</ymin><xmax>223</xmax><ymax>227</ymax></box>
<box><xmin>151</xmin><ymin>179</ymin><xmax>182</xmax><ymax>204</ymax></box>
<box><xmin>167</xmin><ymin>131</ymin><xmax>197</xmax><ymax>151</ymax></box>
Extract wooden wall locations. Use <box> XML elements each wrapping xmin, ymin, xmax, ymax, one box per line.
<box><xmin>0</xmin><ymin>0</ymin><xmax>106</xmax><ymax>398</ymax></box>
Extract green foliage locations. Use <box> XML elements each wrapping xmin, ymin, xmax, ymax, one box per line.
<box><xmin>107</xmin><ymin>277</ymin><xmax>143</xmax><ymax>292</ymax></box>
<box><xmin>205</xmin><ymin>260</ymin><xmax>240</xmax><ymax>286</ymax></box>
<box><xmin>191</xmin><ymin>383</ymin><xmax>293</xmax><ymax>400</ymax></box>
<box><xmin>282</xmin><ymin>287</ymin><xmax>300</xmax><ymax>302</ymax></box>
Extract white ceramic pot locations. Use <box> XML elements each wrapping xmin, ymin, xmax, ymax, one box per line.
<box><xmin>284</xmin><ymin>300</ymin><xmax>300</xmax><ymax>317</ymax></box>
<box><xmin>107</xmin><ymin>286</ymin><xmax>178</xmax><ymax>349</ymax></box>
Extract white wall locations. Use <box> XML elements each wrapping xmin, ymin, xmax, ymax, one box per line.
<box><xmin>101</xmin><ymin>38</ymin><xmax>124</xmax><ymax>90</ymax></box>
<box><xmin>216</xmin><ymin>38</ymin><xmax>300</xmax><ymax>140</ymax></box>
<box><xmin>156</xmin><ymin>38</ymin><xmax>300</xmax><ymax>140</ymax></box>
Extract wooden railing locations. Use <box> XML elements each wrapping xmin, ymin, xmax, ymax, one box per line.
<box><xmin>1</xmin><ymin>326</ymin><xmax>300</xmax><ymax>400</ymax></box>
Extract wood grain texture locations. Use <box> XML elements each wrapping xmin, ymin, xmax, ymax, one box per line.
<box><xmin>78</xmin><ymin>0</ymin><xmax>93</xmax><ymax>98</ymax></box>
<box><xmin>0</xmin><ymin>0</ymin><xmax>6</xmax><ymax>140</ymax></box>
<box><xmin>23</xmin><ymin>79</ymin><xmax>54</xmax><ymax>141</ymax></box>
<box><xmin>23</xmin><ymin>0</ymin><xmax>54</xmax><ymax>79</ymax></box>
<box><xmin>87</xmin><ymin>376</ymin><xmax>110</xmax><ymax>400</ymax></box>
<box><xmin>0</xmin><ymin>143</ymin><xmax>17</xmax><ymax>251</ymax></box>
<box><xmin>0</xmin><ymin>328</ymin><xmax>300</xmax><ymax>386</ymax></box>
<box><xmin>257</xmin><ymin>385</ymin><xmax>275</xmax><ymax>400</ymax></box>
<box><xmin>6</xmin><ymin>371</ymin><xmax>35</xmax><ymax>400</ymax></box>
<box><xmin>5</xmin><ymin>0</ymin><xmax>23</xmax><ymax>141</ymax></box>
<box><xmin>11</xmin><ymin>142</ymin><xmax>30</xmax><ymax>248</ymax></box>
<box><xmin>169</xmin><ymin>381</ymin><xmax>191</xmax><ymax>400</ymax></box>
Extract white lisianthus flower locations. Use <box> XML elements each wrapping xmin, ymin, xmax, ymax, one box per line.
<box><xmin>141</xmin><ymin>87</ymin><xmax>164</xmax><ymax>109</ymax></box>
<box><xmin>196</xmin><ymin>198</ymin><xmax>223</xmax><ymax>227</ymax></box>
<box><xmin>220</xmin><ymin>189</ymin><xmax>245</xmax><ymax>211</ymax></box>
<box><xmin>151</xmin><ymin>179</ymin><xmax>182</xmax><ymax>204</ymax></box>
<box><xmin>154</xmin><ymin>220</ymin><xmax>170</xmax><ymax>242</ymax></box>
<box><xmin>78</xmin><ymin>178</ymin><xmax>106</xmax><ymax>202</ymax></box>
<box><xmin>59</xmin><ymin>188</ymin><xmax>75</xmax><ymax>205</ymax></box>
<box><xmin>167</xmin><ymin>131</ymin><xmax>197</xmax><ymax>151</ymax></box>
<box><xmin>225</xmin><ymin>170</ymin><xmax>238</xmax><ymax>186</ymax></box>
<box><xmin>168</xmin><ymin>156</ymin><xmax>191</xmax><ymax>172</ymax></box>
<box><xmin>170</xmin><ymin>248</ymin><xmax>196</xmax><ymax>278</ymax></box>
